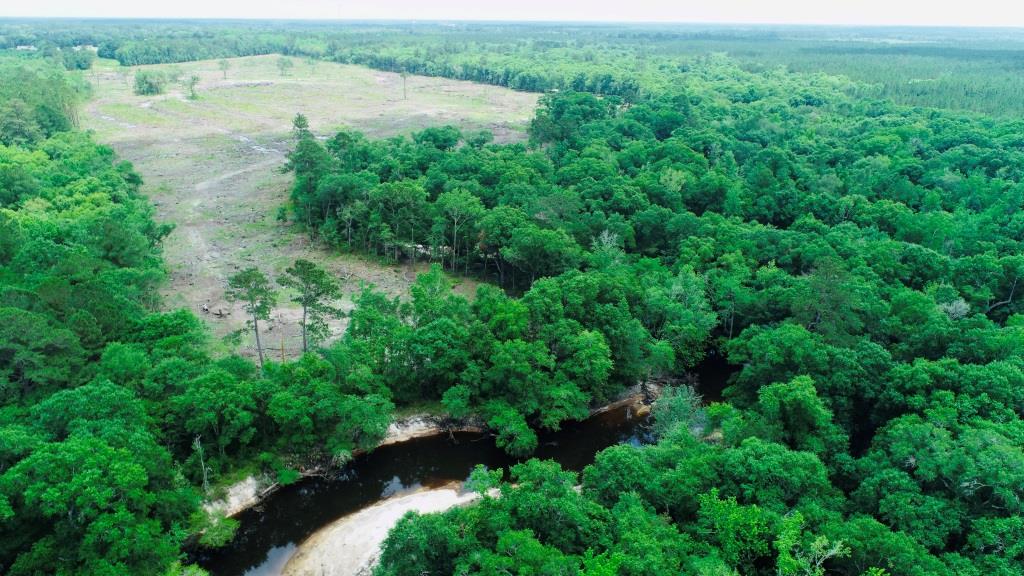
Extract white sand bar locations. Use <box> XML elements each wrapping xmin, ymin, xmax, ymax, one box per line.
<box><xmin>281</xmin><ymin>482</ymin><xmax>479</xmax><ymax>576</ymax></box>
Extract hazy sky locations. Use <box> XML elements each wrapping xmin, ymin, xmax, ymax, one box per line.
<box><xmin>3</xmin><ymin>0</ymin><xmax>1023</xmax><ymax>28</ymax></box>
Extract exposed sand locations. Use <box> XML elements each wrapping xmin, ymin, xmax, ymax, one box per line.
<box><xmin>377</xmin><ymin>415</ymin><xmax>486</xmax><ymax>448</ymax></box>
<box><xmin>205</xmin><ymin>413</ymin><xmax>484</xmax><ymax>520</ymax></box>
<box><xmin>203</xmin><ymin>475</ymin><xmax>268</xmax><ymax>518</ymax></box>
<box><xmin>281</xmin><ymin>482</ymin><xmax>480</xmax><ymax>576</ymax></box>
<box><xmin>207</xmin><ymin>387</ymin><xmax>654</xmax><ymax>520</ymax></box>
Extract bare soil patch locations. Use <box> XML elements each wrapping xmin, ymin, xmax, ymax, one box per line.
<box><xmin>82</xmin><ymin>55</ymin><xmax>537</xmax><ymax>357</ymax></box>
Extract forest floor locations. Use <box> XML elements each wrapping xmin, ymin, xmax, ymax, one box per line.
<box><xmin>81</xmin><ymin>54</ymin><xmax>538</xmax><ymax>357</ymax></box>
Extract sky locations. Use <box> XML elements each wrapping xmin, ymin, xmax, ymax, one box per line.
<box><xmin>2</xmin><ymin>0</ymin><xmax>1023</xmax><ymax>28</ymax></box>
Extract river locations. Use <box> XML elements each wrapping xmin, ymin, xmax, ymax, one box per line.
<box><xmin>197</xmin><ymin>353</ymin><xmax>737</xmax><ymax>575</ymax></box>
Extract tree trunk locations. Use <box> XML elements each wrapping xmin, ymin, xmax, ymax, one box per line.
<box><xmin>451</xmin><ymin>221</ymin><xmax>459</xmax><ymax>272</ymax></box>
<box><xmin>253</xmin><ymin>311</ymin><xmax>265</xmax><ymax>369</ymax></box>
<box><xmin>301</xmin><ymin>304</ymin><xmax>308</xmax><ymax>353</ymax></box>
<box><xmin>403</xmin><ymin>226</ymin><xmax>411</xmax><ymax>270</ymax></box>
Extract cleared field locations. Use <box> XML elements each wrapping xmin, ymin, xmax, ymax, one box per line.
<box><xmin>82</xmin><ymin>54</ymin><xmax>539</xmax><ymax>357</ymax></box>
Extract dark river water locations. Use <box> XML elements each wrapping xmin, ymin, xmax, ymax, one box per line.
<box><xmin>197</xmin><ymin>355</ymin><xmax>737</xmax><ymax>576</ymax></box>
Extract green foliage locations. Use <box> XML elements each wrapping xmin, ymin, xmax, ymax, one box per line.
<box><xmin>277</xmin><ymin>259</ymin><xmax>342</xmax><ymax>352</ymax></box>
<box><xmin>225</xmin><ymin>267</ymin><xmax>276</xmax><ymax>367</ymax></box>
<box><xmin>4</xmin><ymin>21</ymin><xmax>1024</xmax><ymax>576</ymax></box>
<box><xmin>327</xmin><ymin>258</ymin><xmax>712</xmax><ymax>449</ymax></box>
<box><xmin>698</xmin><ymin>489</ymin><xmax>774</xmax><ymax>572</ymax></box>
<box><xmin>651</xmin><ymin>385</ymin><xmax>706</xmax><ymax>438</ymax></box>
<box><xmin>184</xmin><ymin>74</ymin><xmax>200</xmax><ymax>100</ymax></box>
<box><xmin>276</xmin><ymin>56</ymin><xmax>293</xmax><ymax>76</ymax></box>
<box><xmin>192</xmin><ymin>512</ymin><xmax>240</xmax><ymax>548</ymax></box>
<box><xmin>0</xmin><ymin>59</ymin><xmax>394</xmax><ymax>573</ymax></box>
<box><xmin>61</xmin><ymin>48</ymin><xmax>96</xmax><ymax>71</ymax></box>
<box><xmin>0</xmin><ymin>60</ymin><xmax>80</xmax><ymax>146</ymax></box>
<box><xmin>465</xmin><ymin>463</ymin><xmax>503</xmax><ymax>495</ymax></box>
<box><xmin>133</xmin><ymin>69</ymin><xmax>167</xmax><ymax>96</ymax></box>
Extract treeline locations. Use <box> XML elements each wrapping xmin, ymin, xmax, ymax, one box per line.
<box><xmin>333</xmin><ymin>44</ymin><xmax>644</xmax><ymax>100</ymax></box>
<box><xmin>0</xmin><ymin>59</ymin><xmax>82</xmax><ymax>144</ymax></box>
<box><xmin>347</xmin><ymin>59</ymin><xmax>1024</xmax><ymax>575</ymax></box>
<box><xmin>11</xmin><ymin>20</ymin><xmax>1024</xmax><ymax>114</ymax></box>
<box><xmin>749</xmin><ymin>43</ymin><xmax>1024</xmax><ymax>118</ymax></box>
<box><xmin>106</xmin><ymin>34</ymin><xmax>289</xmax><ymax>67</ymax></box>
<box><xmin>0</xmin><ymin>20</ymin><xmax>319</xmax><ymax>67</ymax></box>
<box><xmin>0</xmin><ymin>58</ymin><xmax>392</xmax><ymax>575</ymax></box>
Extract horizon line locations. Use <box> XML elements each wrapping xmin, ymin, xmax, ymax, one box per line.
<box><xmin>1</xmin><ymin>16</ymin><xmax>1023</xmax><ymax>30</ymax></box>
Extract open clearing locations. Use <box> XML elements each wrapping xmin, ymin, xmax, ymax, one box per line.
<box><xmin>82</xmin><ymin>55</ymin><xmax>538</xmax><ymax>356</ymax></box>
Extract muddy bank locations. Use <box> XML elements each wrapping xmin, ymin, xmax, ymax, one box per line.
<box><xmin>381</xmin><ymin>382</ymin><xmax>658</xmax><ymax>447</ymax></box>
<box><xmin>204</xmin><ymin>476</ymin><xmax>272</xmax><ymax>519</ymax></box>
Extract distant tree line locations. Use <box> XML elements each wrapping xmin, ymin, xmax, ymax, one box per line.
<box><xmin>9</xmin><ymin>21</ymin><xmax>1024</xmax><ymax>114</ymax></box>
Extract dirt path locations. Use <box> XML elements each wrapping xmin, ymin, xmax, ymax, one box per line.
<box><xmin>281</xmin><ymin>482</ymin><xmax>479</xmax><ymax>576</ymax></box>
<box><xmin>82</xmin><ymin>55</ymin><xmax>537</xmax><ymax>357</ymax></box>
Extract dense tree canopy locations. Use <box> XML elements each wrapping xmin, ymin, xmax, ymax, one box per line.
<box><xmin>0</xmin><ymin>58</ymin><xmax>390</xmax><ymax>574</ymax></box>
<box><xmin>2</xmin><ymin>19</ymin><xmax>1023</xmax><ymax>576</ymax></box>
<box><xmin>353</xmin><ymin>42</ymin><xmax>1024</xmax><ymax>576</ymax></box>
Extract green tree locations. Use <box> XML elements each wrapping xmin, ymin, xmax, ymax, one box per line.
<box><xmin>184</xmin><ymin>74</ymin><xmax>200</xmax><ymax>100</ymax></box>
<box><xmin>502</xmin><ymin>225</ymin><xmax>582</xmax><ymax>283</ymax></box>
<box><xmin>0</xmin><ymin>99</ymin><xmax>44</xmax><ymax>146</ymax></box>
<box><xmin>0</xmin><ymin>308</ymin><xmax>85</xmax><ymax>401</ymax></box>
<box><xmin>697</xmin><ymin>489</ymin><xmax>774</xmax><ymax>573</ymax></box>
<box><xmin>226</xmin><ymin>267</ymin><xmax>276</xmax><ymax>368</ymax></box>
<box><xmin>133</xmin><ymin>70</ymin><xmax>167</xmax><ymax>95</ymax></box>
<box><xmin>276</xmin><ymin>56</ymin><xmax>294</xmax><ymax>76</ymax></box>
<box><xmin>435</xmin><ymin>189</ymin><xmax>483</xmax><ymax>274</ymax></box>
<box><xmin>0</xmin><ymin>433</ymin><xmax>193</xmax><ymax>576</ymax></box>
<box><xmin>278</xmin><ymin>259</ymin><xmax>342</xmax><ymax>352</ymax></box>
<box><xmin>174</xmin><ymin>369</ymin><xmax>257</xmax><ymax>459</ymax></box>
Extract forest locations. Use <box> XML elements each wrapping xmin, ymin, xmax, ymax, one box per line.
<box><xmin>0</xmin><ymin>17</ymin><xmax>1023</xmax><ymax>576</ymax></box>
<box><xmin>0</xmin><ymin>56</ymin><xmax>394</xmax><ymax>574</ymax></box>
<box><xmin>289</xmin><ymin>62</ymin><xmax>1024</xmax><ymax>576</ymax></box>
<box><xmin>5</xmin><ymin>20</ymin><xmax>1024</xmax><ymax>115</ymax></box>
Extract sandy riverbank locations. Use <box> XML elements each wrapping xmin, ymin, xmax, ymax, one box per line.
<box><xmin>205</xmin><ymin>385</ymin><xmax>655</xmax><ymax>519</ymax></box>
<box><xmin>281</xmin><ymin>482</ymin><xmax>480</xmax><ymax>576</ymax></box>
<box><xmin>203</xmin><ymin>413</ymin><xmax>485</xmax><ymax>518</ymax></box>
<box><xmin>376</xmin><ymin>415</ymin><xmax>486</xmax><ymax>448</ymax></box>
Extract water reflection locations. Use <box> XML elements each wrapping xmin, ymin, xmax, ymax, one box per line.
<box><xmin>198</xmin><ymin>405</ymin><xmax>647</xmax><ymax>576</ymax></box>
<box><xmin>198</xmin><ymin>354</ymin><xmax>736</xmax><ymax>575</ymax></box>
<box><xmin>237</xmin><ymin>544</ymin><xmax>295</xmax><ymax>576</ymax></box>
